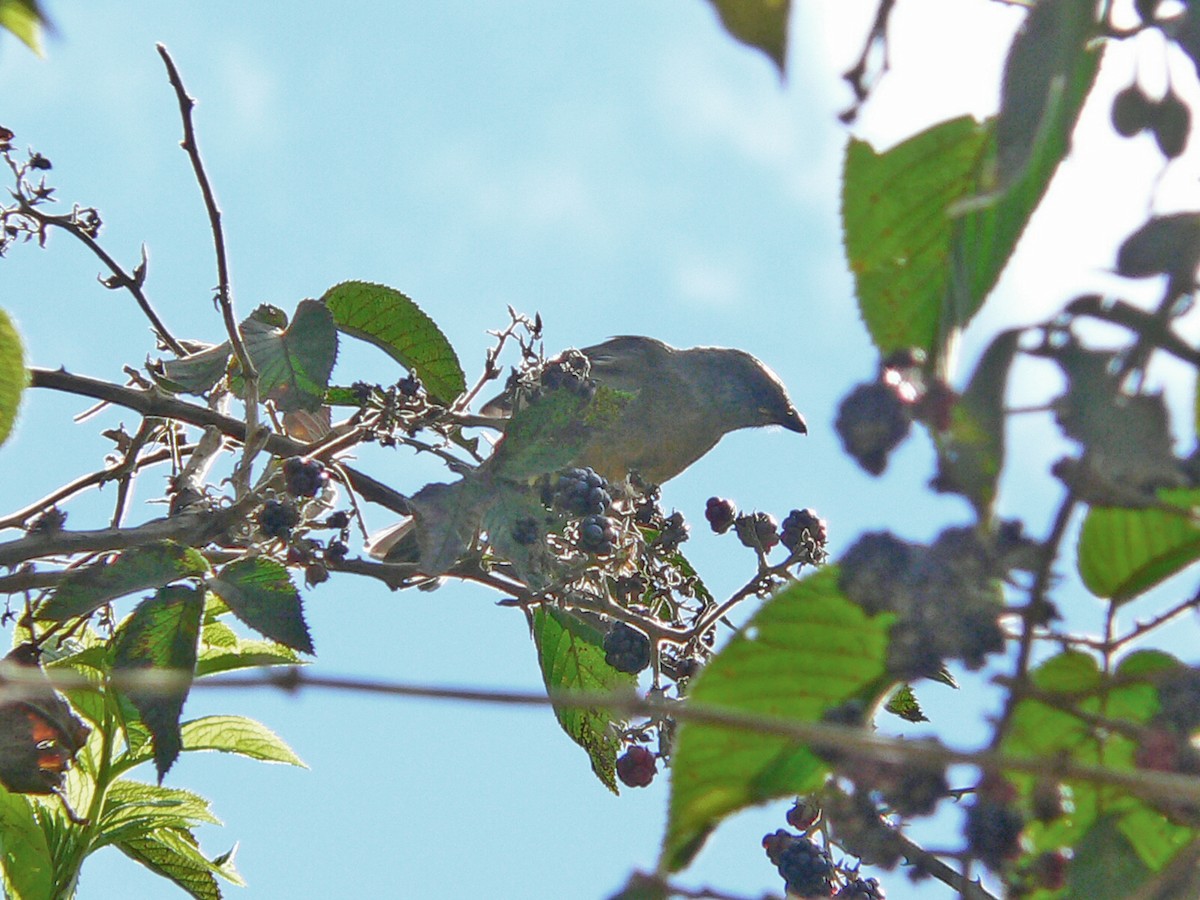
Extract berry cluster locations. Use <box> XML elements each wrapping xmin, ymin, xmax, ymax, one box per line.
<box><xmin>1111</xmin><ymin>81</ymin><xmax>1190</xmax><ymax>159</ymax></box>
<box><xmin>615</xmin><ymin>745</ymin><xmax>656</xmax><ymax>788</ymax></box>
<box><xmin>770</xmin><ymin>833</ymin><xmax>836</xmax><ymax>897</ymax></box>
<box><xmin>282</xmin><ymin>456</ymin><xmax>327</xmax><ymax>498</ymax></box>
<box><xmin>604</xmin><ymin>622</ymin><xmax>651</xmax><ymax>674</ymax></box>
<box><xmin>258</xmin><ymin>499</ymin><xmax>300</xmax><ymax>540</ymax></box>
<box><xmin>578</xmin><ymin>513</ymin><xmax>619</xmax><ymax>555</ymax></box>
<box><xmin>838</xmin><ymin>526</ymin><xmax>1010</xmax><ymax>679</ymax></box>
<box><xmin>546</xmin><ymin>467</ymin><xmax>611</xmax><ymax>516</ymax></box>
<box><xmin>706</xmin><ymin>497</ymin><xmax>826</xmax><ymax>566</ymax></box>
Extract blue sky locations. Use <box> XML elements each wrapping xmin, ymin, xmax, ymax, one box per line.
<box><xmin>1</xmin><ymin>2</ymin><xmax>1196</xmax><ymax>898</ymax></box>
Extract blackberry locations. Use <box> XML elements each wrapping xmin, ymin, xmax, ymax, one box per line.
<box><xmin>735</xmin><ymin>511</ymin><xmax>779</xmax><ymax>552</ymax></box>
<box><xmin>1155</xmin><ymin>666</ymin><xmax>1200</xmax><ymax>733</ymax></box>
<box><xmin>1151</xmin><ymin>91</ymin><xmax>1190</xmax><ymax>159</ymax></box>
<box><xmin>762</xmin><ymin>829</ymin><xmax>797</xmax><ymax>865</ymax></box>
<box><xmin>1032</xmin><ymin>851</ymin><xmax>1068</xmax><ymax>891</ymax></box>
<box><xmin>880</xmin><ymin>757</ymin><xmax>947</xmax><ymax>817</ymax></box>
<box><xmin>616</xmin><ymin>745</ymin><xmax>656</xmax><ymax>787</ymax></box>
<box><xmin>259</xmin><ymin>499</ymin><xmax>300</xmax><ymax>539</ymax></box>
<box><xmin>305</xmin><ymin>563</ymin><xmax>329</xmax><ymax>586</ymax></box>
<box><xmin>838</xmin><ymin>531</ymin><xmax>914</xmax><ymax>616</ymax></box>
<box><xmin>396</xmin><ymin>374</ymin><xmax>421</xmax><ymax>397</ymax></box>
<box><xmin>578</xmin><ymin>514</ymin><xmax>619</xmax><ymax>555</ymax></box>
<box><xmin>1112</xmin><ymin>84</ymin><xmax>1151</xmax><ymax>137</ymax></box>
<box><xmin>781</xmin><ymin>508</ymin><xmax>827</xmax><ymax>552</ymax></box>
<box><xmin>964</xmin><ymin>798</ymin><xmax>1024</xmax><ymax>871</ymax></box>
<box><xmin>604</xmin><ymin>622</ymin><xmax>651</xmax><ymax>674</ymax></box>
<box><xmin>835</xmin><ymin>381</ymin><xmax>912</xmax><ymax>475</ymax></box>
<box><xmin>836</xmin><ymin>876</ymin><xmax>886</xmax><ymax>899</ymax></box>
<box><xmin>282</xmin><ymin>456</ymin><xmax>327</xmax><ymax>498</ymax></box>
<box><xmin>550</xmin><ymin>467</ymin><xmax>611</xmax><ymax>516</ymax></box>
<box><xmin>326</xmin><ymin>540</ymin><xmax>348</xmax><ymax>564</ymax></box>
<box><xmin>655</xmin><ymin>511</ymin><xmax>689</xmax><ymax>551</ymax></box>
<box><xmin>511</xmin><ymin>516</ymin><xmax>540</xmax><ymax>546</ymax></box>
<box><xmin>324</xmin><ymin>511</ymin><xmax>350</xmax><ymax>530</ymax></box>
<box><xmin>705</xmin><ymin>497</ymin><xmax>737</xmax><ymax>534</ymax></box>
<box><xmin>776</xmin><ymin>835</ymin><xmax>835</xmax><ymax>897</ymax></box>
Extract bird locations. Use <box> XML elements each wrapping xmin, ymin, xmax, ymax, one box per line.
<box><xmin>369</xmin><ymin>335</ymin><xmax>805</xmax><ymax>569</ymax></box>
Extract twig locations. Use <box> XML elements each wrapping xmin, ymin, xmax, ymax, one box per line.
<box><xmin>156</xmin><ymin>43</ymin><xmax>261</xmax><ymax>497</ymax></box>
<box><xmin>14</xmin><ymin>205</ymin><xmax>186</xmax><ymax>356</ymax></box>
<box><xmin>28</xmin><ymin>367</ymin><xmax>412</xmax><ymax>517</ymax></box>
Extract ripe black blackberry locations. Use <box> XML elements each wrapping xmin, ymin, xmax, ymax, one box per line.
<box><xmin>781</xmin><ymin>508</ymin><xmax>828</xmax><ymax>552</ymax></box>
<box><xmin>324</xmin><ymin>511</ymin><xmax>350</xmax><ymax>530</ymax></box>
<box><xmin>258</xmin><ymin>500</ymin><xmax>300</xmax><ymax>539</ymax></box>
<box><xmin>735</xmin><ymin>511</ymin><xmax>779</xmax><ymax>552</ymax></box>
<box><xmin>578</xmin><ymin>513</ymin><xmax>619</xmax><ymax>555</ymax></box>
<box><xmin>655</xmin><ymin>511</ymin><xmax>689</xmax><ymax>551</ymax></box>
<box><xmin>550</xmin><ymin>467</ymin><xmax>611</xmax><ymax>516</ymax></box>
<box><xmin>835</xmin><ymin>381</ymin><xmax>912</xmax><ymax>475</ymax></box>
<box><xmin>836</xmin><ymin>876</ymin><xmax>886</xmax><ymax>899</ymax></box>
<box><xmin>282</xmin><ymin>457</ymin><xmax>327</xmax><ymax>498</ymax></box>
<box><xmin>762</xmin><ymin>829</ymin><xmax>797</xmax><ymax>865</ymax></box>
<box><xmin>705</xmin><ymin>497</ymin><xmax>737</xmax><ymax>534</ymax></box>
<box><xmin>325</xmin><ymin>540</ymin><xmax>348</xmax><ymax>564</ymax></box>
<box><xmin>775</xmin><ymin>835</ymin><xmax>835</xmax><ymax>897</ymax></box>
<box><xmin>396</xmin><ymin>374</ymin><xmax>421</xmax><ymax>397</ymax></box>
<box><xmin>511</xmin><ymin>516</ymin><xmax>540</xmax><ymax>546</ymax></box>
<box><xmin>838</xmin><ymin>531</ymin><xmax>914</xmax><ymax>616</ymax></box>
<box><xmin>616</xmin><ymin>745</ymin><xmax>656</xmax><ymax>787</ymax></box>
<box><xmin>964</xmin><ymin>798</ymin><xmax>1024</xmax><ymax>871</ymax></box>
<box><xmin>604</xmin><ymin>622</ymin><xmax>651</xmax><ymax>674</ymax></box>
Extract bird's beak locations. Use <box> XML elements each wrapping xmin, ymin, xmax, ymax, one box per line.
<box><xmin>784</xmin><ymin>407</ymin><xmax>807</xmax><ymax>434</ymax></box>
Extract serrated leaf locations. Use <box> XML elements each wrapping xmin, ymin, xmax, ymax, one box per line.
<box><xmin>180</xmin><ymin>715</ymin><xmax>305</xmax><ymax>767</ymax></box>
<box><xmin>0</xmin><ymin>784</ymin><xmax>54</xmax><ymax>899</ymax></box>
<box><xmin>37</xmin><ymin>541</ymin><xmax>209</xmax><ymax>622</ymax></box>
<box><xmin>532</xmin><ymin>608</ymin><xmax>635</xmax><ymax>793</ymax></box>
<box><xmin>208</xmin><ymin>558</ymin><xmax>313</xmax><ymax>654</ymax></box>
<box><xmin>112</xmin><ymin>586</ymin><xmax>204</xmax><ymax>781</ymax></box>
<box><xmin>663</xmin><ymin>568</ymin><xmax>891</xmax><ymax>871</ymax></box>
<box><xmin>0</xmin><ymin>0</ymin><xmax>47</xmax><ymax>54</ymax></box>
<box><xmin>933</xmin><ymin>329</ymin><xmax>1020</xmax><ymax>519</ymax></box>
<box><xmin>115</xmin><ymin>827</ymin><xmax>229</xmax><ymax>900</ymax></box>
<box><xmin>703</xmin><ymin>0</ymin><xmax>789</xmax><ymax>75</ymax></box>
<box><xmin>322</xmin><ymin>280</ymin><xmax>465</xmax><ymax>405</ymax></box>
<box><xmin>0</xmin><ymin>307</ymin><xmax>26</xmax><ymax>448</ymax></box>
<box><xmin>994</xmin><ymin>0</ymin><xmax>1097</xmax><ymax>190</ymax></box>
<box><xmin>843</xmin><ymin>32</ymin><xmax>1100</xmax><ymax>357</ymax></box>
<box><xmin>195</xmin><ymin>640</ymin><xmax>300</xmax><ymax>678</ymax></box>
<box><xmin>238</xmin><ymin>299</ymin><xmax>338</xmax><ymax>413</ymax></box>
<box><xmin>883</xmin><ymin>684</ymin><xmax>927</xmax><ymax>723</ymax></box>
<box><xmin>1077</xmin><ymin>488</ymin><xmax>1200</xmax><ymax>602</ymax></box>
<box><xmin>98</xmin><ymin>780</ymin><xmax>221</xmax><ymax>838</ymax></box>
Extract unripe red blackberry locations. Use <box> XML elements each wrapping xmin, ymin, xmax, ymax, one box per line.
<box><xmin>781</xmin><ymin>508</ymin><xmax>827</xmax><ymax>551</ymax></box>
<box><xmin>705</xmin><ymin>497</ymin><xmax>737</xmax><ymax>534</ymax></box>
<box><xmin>616</xmin><ymin>745</ymin><xmax>656</xmax><ymax>787</ymax></box>
<box><xmin>787</xmin><ymin>799</ymin><xmax>821</xmax><ymax>831</ymax></box>
<box><xmin>734</xmin><ymin>511</ymin><xmax>779</xmax><ymax>552</ymax></box>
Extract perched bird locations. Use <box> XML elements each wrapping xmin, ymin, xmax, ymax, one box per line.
<box><xmin>370</xmin><ymin>335</ymin><xmax>805</xmax><ymax>568</ymax></box>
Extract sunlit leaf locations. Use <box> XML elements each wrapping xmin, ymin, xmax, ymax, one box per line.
<box><xmin>0</xmin><ymin>0</ymin><xmax>47</xmax><ymax>54</ymax></box>
<box><xmin>238</xmin><ymin>300</ymin><xmax>338</xmax><ymax>413</ymax></box>
<box><xmin>323</xmin><ymin>280</ymin><xmax>465</xmax><ymax>405</ymax></box>
<box><xmin>702</xmin><ymin>0</ymin><xmax>790</xmax><ymax>75</ymax></box>
<box><xmin>0</xmin><ymin>784</ymin><xmax>54</xmax><ymax>898</ymax></box>
<box><xmin>532</xmin><ymin>608</ymin><xmax>635</xmax><ymax>793</ymax></box>
<box><xmin>208</xmin><ymin>559</ymin><xmax>313</xmax><ymax>655</ymax></box>
<box><xmin>663</xmin><ymin>568</ymin><xmax>891</xmax><ymax>870</ymax></box>
<box><xmin>0</xmin><ymin>307</ymin><xmax>26</xmax><ymax>449</ymax></box>
<box><xmin>180</xmin><ymin>716</ymin><xmax>305</xmax><ymax>767</ymax></box>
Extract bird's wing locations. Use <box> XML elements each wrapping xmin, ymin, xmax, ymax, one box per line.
<box><xmin>580</xmin><ymin>336</ymin><xmax>671</xmax><ymax>394</ymax></box>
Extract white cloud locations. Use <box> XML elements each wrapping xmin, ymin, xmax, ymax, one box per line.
<box><xmin>672</xmin><ymin>255</ymin><xmax>744</xmax><ymax>307</ymax></box>
<box><xmin>215</xmin><ymin>44</ymin><xmax>279</xmax><ymax>146</ymax></box>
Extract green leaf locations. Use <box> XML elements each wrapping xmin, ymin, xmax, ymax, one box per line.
<box><xmin>842</xmin><ymin>34</ymin><xmax>1100</xmax><ymax>358</ymax></box>
<box><xmin>208</xmin><ymin>558</ymin><xmax>313</xmax><ymax>654</ymax></box>
<box><xmin>0</xmin><ymin>308</ymin><xmax>26</xmax><ymax>448</ymax></box>
<box><xmin>1068</xmin><ymin>816</ymin><xmax>1152</xmax><ymax>900</ymax></box>
<box><xmin>0</xmin><ymin>785</ymin><xmax>54</xmax><ymax>899</ymax></box>
<box><xmin>180</xmin><ymin>715</ymin><xmax>305</xmax><ymax>767</ymax></box>
<box><xmin>323</xmin><ymin>280</ymin><xmax>466</xmax><ymax>405</ymax></box>
<box><xmin>993</xmin><ymin>0</ymin><xmax>1097</xmax><ymax>190</ymax></box>
<box><xmin>531</xmin><ymin>608</ymin><xmax>636</xmax><ymax>793</ymax></box>
<box><xmin>933</xmin><ymin>329</ymin><xmax>1021</xmax><ymax>519</ymax></box>
<box><xmin>195</xmin><ymin>639</ymin><xmax>300</xmax><ymax>677</ymax></box>
<box><xmin>238</xmin><ymin>299</ymin><xmax>338</xmax><ymax>413</ymax></box>
<box><xmin>1077</xmin><ymin>488</ymin><xmax>1200</xmax><ymax>602</ymax></box>
<box><xmin>663</xmin><ymin>568</ymin><xmax>891</xmax><ymax>871</ymax></box>
<box><xmin>883</xmin><ymin>683</ymin><xmax>927</xmax><ymax>723</ymax></box>
<box><xmin>115</xmin><ymin>827</ymin><xmax>238</xmax><ymax>900</ymax></box>
<box><xmin>702</xmin><ymin>0</ymin><xmax>790</xmax><ymax>75</ymax></box>
<box><xmin>0</xmin><ymin>0</ymin><xmax>46</xmax><ymax>54</ymax></box>
<box><xmin>98</xmin><ymin>780</ymin><xmax>221</xmax><ymax>839</ymax></box>
<box><xmin>152</xmin><ymin>341</ymin><xmax>233</xmax><ymax>395</ymax></box>
<box><xmin>37</xmin><ymin>541</ymin><xmax>210</xmax><ymax>622</ymax></box>
<box><xmin>112</xmin><ymin>586</ymin><xmax>204</xmax><ymax>781</ymax></box>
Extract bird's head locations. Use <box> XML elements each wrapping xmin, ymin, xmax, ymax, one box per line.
<box><xmin>694</xmin><ymin>347</ymin><xmax>807</xmax><ymax>435</ymax></box>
